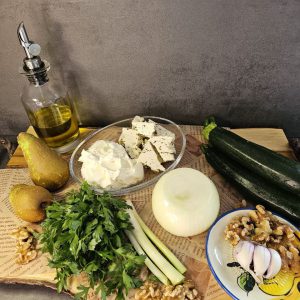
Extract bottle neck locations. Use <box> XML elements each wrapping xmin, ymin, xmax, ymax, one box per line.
<box><xmin>21</xmin><ymin>59</ymin><xmax>50</xmax><ymax>86</ymax></box>
<box><xmin>26</xmin><ymin>68</ymin><xmax>49</xmax><ymax>86</ymax></box>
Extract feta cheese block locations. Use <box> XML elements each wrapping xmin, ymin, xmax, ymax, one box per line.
<box><xmin>158</xmin><ymin>152</ymin><xmax>175</xmax><ymax>163</ymax></box>
<box><xmin>149</xmin><ymin>136</ymin><xmax>176</xmax><ymax>162</ymax></box>
<box><xmin>137</xmin><ymin>141</ymin><xmax>165</xmax><ymax>172</ymax></box>
<box><xmin>149</xmin><ymin>136</ymin><xmax>175</xmax><ymax>153</ymax></box>
<box><xmin>118</xmin><ymin>116</ymin><xmax>177</xmax><ymax>172</ymax></box>
<box><xmin>148</xmin><ymin>119</ymin><xmax>176</xmax><ymax>140</ymax></box>
<box><xmin>132</xmin><ymin>115</ymin><xmax>145</xmax><ymax>124</ymax></box>
<box><xmin>132</xmin><ymin>116</ymin><xmax>155</xmax><ymax>138</ymax></box>
<box><xmin>119</xmin><ymin>128</ymin><xmax>143</xmax><ymax>159</ymax></box>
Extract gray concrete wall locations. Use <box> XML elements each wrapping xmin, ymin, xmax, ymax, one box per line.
<box><xmin>0</xmin><ymin>0</ymin><xmax>299</xmax><ymax>137</ymax></box>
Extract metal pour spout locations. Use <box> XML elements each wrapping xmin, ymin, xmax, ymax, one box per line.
<box><xmin>18</xmin><ymin>22</ymin><xmax>32</xmax><ymax>58</ymax></box>
<box><xmin>17</xmin><ymin>22</ymin><xmax>49</xmax><ymax>84</ymax></box>
<box><xmin>17</xmin><ymin>22</ymin><xmax>41</xmax><ymax>59</ymax></box>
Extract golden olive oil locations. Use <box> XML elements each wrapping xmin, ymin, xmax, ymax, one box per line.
<box><xmin>30</xmin><ymin>104</ymin><xmax>79</xmax><ymax>148</ymax></box>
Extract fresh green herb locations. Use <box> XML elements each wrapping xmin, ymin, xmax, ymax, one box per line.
<box><xmin>40</xmin><ymin>182</ymin><xmax>145</xmax><ymax>299</ymax></box>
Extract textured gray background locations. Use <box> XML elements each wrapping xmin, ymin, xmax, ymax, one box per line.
<box><xmin>0</xmin><ymin>0</ymin><xmax>299</xmax><ymax>138</ymax></box>
<box><xmin>0</xmin><ymin>0</ymin><xmax>299</xmax><ymax>299</ymax></box>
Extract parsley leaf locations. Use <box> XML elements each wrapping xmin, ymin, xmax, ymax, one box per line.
<box><xmin>40</xmin><ymin>182</ymin><xmax>145</xmax><ymax>299</ymax></box>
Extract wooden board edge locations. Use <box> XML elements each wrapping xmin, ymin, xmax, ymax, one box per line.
<box><xmin>0</xmin><ymin>278</ymin><xmax>73</xmax><ymax>298</ymax></box>
<box><xmin>6</xmin><ymin>126</ymin><xmax>293</xmax><ymax>168</ymax></box>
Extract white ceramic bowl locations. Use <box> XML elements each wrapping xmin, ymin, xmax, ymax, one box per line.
<box><xmin>206</xmin><ymin>209</ymin><xmax>299</xmax><ymax>300</ymax></box>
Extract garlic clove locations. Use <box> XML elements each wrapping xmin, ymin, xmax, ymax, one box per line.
<box><xmin>248</xmin><ymin>269</ymin><xmax>262</xmax><ymax>284</ymax></box>
<box><xmin>264</xmin><ymin>248</ymin><xmax>282</xmax><ymax>279</ymax></box>
<box><xmin>253</xmin><ymin>245</ymin><xmax>271</xmax><ymax>277</ymax></box>
<box><xmin>234</xmin><ymin>241</ymin><xmax>255</xmax><ymax>270</ymax></box>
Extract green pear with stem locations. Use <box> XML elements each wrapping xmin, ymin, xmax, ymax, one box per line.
<box><xmin>18</xmin><ymin>132</ymin><xmax>70</xmax><ymax>191</ymax></box>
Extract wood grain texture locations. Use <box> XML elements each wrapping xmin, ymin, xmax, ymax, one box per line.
<box><xmin>232</xmin><ymin>128</ymin><xmax>290</xmax><ymax>152</ymax></box>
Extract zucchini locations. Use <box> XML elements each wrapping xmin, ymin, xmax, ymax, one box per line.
<box><xmin>203</xmin><ymin>117</ymin><xmax>300</xmax><ymax>196</ymax></box>
<box><xmin>201</xmin><ymin>144</ymin><xmax>300</xmax><ymax>225</ymax></box>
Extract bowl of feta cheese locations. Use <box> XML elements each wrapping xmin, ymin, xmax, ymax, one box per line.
<box><xmin>69</xmin><ymin>116</ymin><xmax>186</xmax><ymax>195</ymax></box>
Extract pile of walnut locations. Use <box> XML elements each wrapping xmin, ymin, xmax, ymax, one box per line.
<box><xmin>133</xmin><ymin>280</ymin><xmax>199</xmax><ymax>300</ymax></box>
<box><xmin>225</xmin><ymin>205</ymin><xmax>300</xmax><ymax>273</ymax></box>
<box><xmin>10</xmin><ymin>226</ymin><xmax>41</xmax><ymax>264</ymax></box>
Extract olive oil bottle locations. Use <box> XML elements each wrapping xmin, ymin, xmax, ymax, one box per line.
<box><xmin>17</xmin><ymin>22</ymin><xmax>80</xmax><ymax>152</ymax></box>
<box><xmin>30</xmin><ymin>102</ymin><xmax>79</xmax><ymax>148</ymax></box>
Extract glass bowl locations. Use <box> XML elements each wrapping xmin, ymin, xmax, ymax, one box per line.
<box><xmin>70</xmin><ymin>116</ymin><xmax>186</xmax><ymax>195</ymax></box>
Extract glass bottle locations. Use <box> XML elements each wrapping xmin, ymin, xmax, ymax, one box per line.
<box><xmin>17</xmin><ymin>22</ymin><xmax>80</xmax><ymax>153</ymax></box>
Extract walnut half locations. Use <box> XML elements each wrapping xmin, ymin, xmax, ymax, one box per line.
<box><xmin>11</xmin><ymin>226</ymin><xmax>40</xmax><ymax>265</ymax></box>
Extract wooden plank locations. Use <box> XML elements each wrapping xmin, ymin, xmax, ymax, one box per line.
<box><xmin>6</xmin><ymin>126</ymin><xmax>293</xmax><ymax>168</ymax></box>
<box><xmin>232</xmin><ymin>128</ymin><xmax>291</xmax><ymax>153</ymax></box>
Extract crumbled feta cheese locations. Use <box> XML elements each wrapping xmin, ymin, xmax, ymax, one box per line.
<box><xmin>137</xmin><ymin>141</ymin><xmax>165</xmax><ymax>172</ymax></box>
<box><xmin>119</xmin><ymin>128</ymin><xmax>143</xmax><ymax>159</ymax></box>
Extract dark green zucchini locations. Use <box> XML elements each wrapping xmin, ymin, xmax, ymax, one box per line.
<box><xmin>203</xmin><ymin>117</ymin><xmax>300</xmax><ymax>196</ymax></box>
<box><xmin>201</xmin><ymin>144</ymin><xmax>300</xmax><ymax>225</ymax></box>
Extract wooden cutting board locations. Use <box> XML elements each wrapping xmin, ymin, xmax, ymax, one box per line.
<box><xmin>6</xmin><ymin>126</ymin><xmax>294</xmax><ymax>168</ymax></box>
<box><xmin>2</xmin><ymin>125</ymin><xmax>296</xmax><ymax>300</ymax></box>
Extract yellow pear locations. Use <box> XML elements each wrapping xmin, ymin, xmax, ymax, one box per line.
<box><xmin>9</xmin><ymin>184</ymin><xmax>53</xmax><ymax>223</ymax></box>
<box><xmin>18</xmin><ymin>132</ymin><xmax>69</xmax><ymax>191</ymax></box>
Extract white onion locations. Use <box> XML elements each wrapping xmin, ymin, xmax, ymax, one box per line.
<box><xmin>152</xmin><ymin>168</ymin><xmax>220</xmax><ymax>237</ymax></box>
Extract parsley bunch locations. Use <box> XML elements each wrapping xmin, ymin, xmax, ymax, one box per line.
<box><xmin>40</xmin><ymin>182</ymin><xmax>145</xmax><ymax>300</ymax></box>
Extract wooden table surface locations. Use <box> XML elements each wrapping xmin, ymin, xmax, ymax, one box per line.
<box><xmin>6</xmin><ymin>126</ymin><xmax>294</xmax><ymax>168</ymax></box>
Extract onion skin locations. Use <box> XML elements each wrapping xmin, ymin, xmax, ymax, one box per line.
<box><xmin>152</xmin><ymin>168</ymin><xmax>220</xmax><ymax>237</ymax></box>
